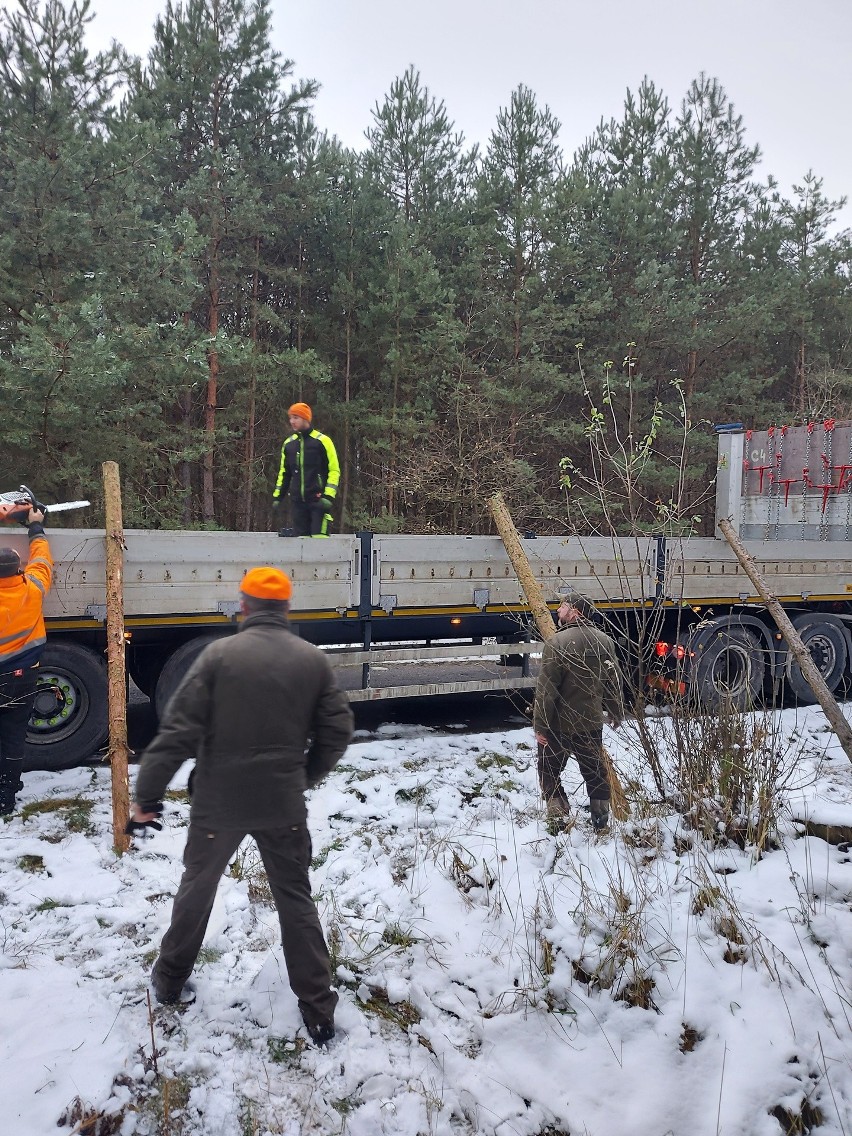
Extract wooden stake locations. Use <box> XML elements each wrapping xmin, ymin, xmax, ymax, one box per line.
<box><xmin>719</xmin><ymin>518</ymin><xmax>852</xmax><ymax>764</ymax></box>
<box><xmin>103</xmin><ymin>462</ymin><xmax>132</xmax><ymax>852</ymax></box>
<box><xmin>488</xmin><ymin>493</ymin><xmax>629</xmax><ymax>818</ymax></box>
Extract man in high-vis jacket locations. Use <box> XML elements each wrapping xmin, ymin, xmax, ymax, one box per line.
<box><xmin>272</xmin><ymin>403</ymin><xmax>340</xmax><ymax>537</ymax></box>
<box><xmin>0</xmin><ymin>507</ymin><xmax>52</xmax><ymax>814</ymax></box>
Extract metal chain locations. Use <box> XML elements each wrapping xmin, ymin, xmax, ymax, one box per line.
<box><xmin>772</xmin><ymin>426</ymin><xmax>785</xmax><ymax>540</ymax></box>
<box><xmin>802</xmin><ymin>424</ymin><xmax>812</xmax><ymax>537</ymax></box>
<box><xmin>821</xmin><ymin>421</ymin><xmax>834</xmax><ymax>541</ymax></box>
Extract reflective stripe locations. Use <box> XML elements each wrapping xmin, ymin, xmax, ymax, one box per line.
<box><xmin>0</xmin><ymin>621</ymin><xmax>39</xmax><ymax>648</ymax></box>
<box><xmin>0</xmin><ymin>633</ymin><xmax>45</xmax><ymax>658</ymax></box>
<box><xmin>28</xmin><ymin>576</ymin><xmax>47</xmax><ymax>596</ymax></box>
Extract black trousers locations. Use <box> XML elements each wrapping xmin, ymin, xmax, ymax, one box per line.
<box><xmin>537</xmin><ymin>728</ymin><xmax>610</xmax><ymax>805</ymax></box>
<box><xmin>154</xmin><ymin>822</ymin><xmax>338</xmax><ymax>1027</ymax></box>
<box><xmin>290</xmin><ymin>498</ymin><xmax>331</xmax><ymax>537</ymax></box>
<box><xmin>0</xmin><ymin>668</ymin><xmax>37</xmax><ymax>786</ymax></box>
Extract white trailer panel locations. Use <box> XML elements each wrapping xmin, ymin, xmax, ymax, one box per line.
<box><xmin>2</xmin><ymin>530</ymin><xmax>358</xmax><ymax>619</ymax></box>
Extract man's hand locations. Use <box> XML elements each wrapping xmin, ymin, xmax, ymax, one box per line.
<box><xmin>28</xmin><ymin>508</ymin><xmax>45</xmax><ymax>525</ymax></box>
<box><xmin>271</xmin><ymin>499</ymin><xmax>280</xmax><ymax>512</ymax></box>
<box><xmin>606</xmin><ymin>716</ymin><xmax>622</xmax><ymax>731</ymax></box>
<box><xmin>125</xmin><ymin>801</ymin><xmax>164</xmax><ymax>835</ymax></box>
<box><xmin>535</xmin><ymin>732</ymin><xmax>550</xmax><ymax>747</ymax></box>
<box><xmin>318</xmin><ymin>496</ymin><xmax>334</xmax><ymax>511</ymax></box>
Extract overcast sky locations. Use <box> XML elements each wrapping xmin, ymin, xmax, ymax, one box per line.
<box><xmin>83</xmin><ymin>0</ymin><xmax>852</xmax><ymax>231</ymax></box>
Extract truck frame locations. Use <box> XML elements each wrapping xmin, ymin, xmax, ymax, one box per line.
<box><xmin>3</xmin><ymin>423</ymin><xmax>852</xmax><ymax>771</ymax></box>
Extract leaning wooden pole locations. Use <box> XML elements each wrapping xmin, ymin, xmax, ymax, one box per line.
<box><xmin>488</xmin><ymin>493</ymin><xmax>555</xmax><ymax>643</ymax></box>
<box><xmin>488</xmin><ymin>492</ymin><xmax>629</xmax><ymax>818</ymax></box>
<box><xmin>103</xmin><ymin>462</ymin><xmax>132</xmax><ymax>852</ymax></box>
<box><xmin>719</xmin><ymin>517</ymin><xmax>852</xmax><ymax>764</ymax></box>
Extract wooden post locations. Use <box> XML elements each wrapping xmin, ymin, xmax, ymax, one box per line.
<box><xmin>719</xmin><ymin>517</ymin><xmax>852</xmax><ymax>764</ymax></box>
<box><xmin>103</xmin><ymin>462</ymin><xmax>131</xmax><ymax>852</ymax></box>
<box><xmin>488</xmin><ymin>492</ymin><xmax>629</xmax><ymax>818</ymax></box>
<box><xmin>488</xmin><ymin>493</ymin><xmax>555</xmax><ymax>643</ymax></box>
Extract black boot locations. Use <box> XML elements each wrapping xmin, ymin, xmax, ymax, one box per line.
<box><xmin>590</xmin><ymin>798</ymin><xmax>610</xmax><ymax>832</ymax></box>
<box><xmin>151</xmin><ymin>964</ymin><xmax>196</xmax><ymax>1006</ymax></box>
<box><xmin>0</xmin><ymin>761</ymin><xmax>22</xmax><ymax>815</ymax></box>
<box><xmin>303</xmin><ymin>1017</ymin><xmax>335</xmax><ymax>1047</ymax></box>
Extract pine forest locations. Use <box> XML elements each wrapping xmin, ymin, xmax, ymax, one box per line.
<box><xmin>1</xmin><ymin>0</ymin><xmax>850</xmax><ymax>536</ymax></box>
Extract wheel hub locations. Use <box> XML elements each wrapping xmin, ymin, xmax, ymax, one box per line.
<box><xmin>29</xmin><ymin>673</ymin><xmax>78</xmax><ymax>732</ymax></box>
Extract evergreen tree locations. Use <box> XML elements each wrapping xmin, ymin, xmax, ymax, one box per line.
<box><xmin>130</xmin><ymin>0</ymin><xmax>316</xmax><ymax>523</ymax></box>
<box><xmin>774</xmin><ymin>173</ymin><xmax>852</xmax><ymax>415</ymax></box>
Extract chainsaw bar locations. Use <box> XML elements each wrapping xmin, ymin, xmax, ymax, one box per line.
<box><xmin>0</xmin><ymin>491</ymin><xmax>90</xmax><ymax>514</ymax></box>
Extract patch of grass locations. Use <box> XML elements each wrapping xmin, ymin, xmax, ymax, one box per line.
<box><xmin>312</xmin><ymin>837</ymin><xmax>345</xmax><ymax>869</ymax></box>
<box><xmin>142</xmin><ymin>1073</ymin><xmax>194</xmax><ymax>1134</ymax></box>
<box><xmin>197</xmin><ymin>946</ymin><xmax>224</xmax><ymax>966</ymax></box>
<box><xmin>165</xmin><ymin>788</ymin><xmax>190</xmax><ymax>803</ymax></box>
<box><xmin>17</xmin><ymin>853</ymin><xmax>47</xmax><ymax>874</ymax></box>
<box><xmin>679</xmin><ymin>1024</ymin><xmax>703</xmax><ymax>1052</ymax></box>
<box><xmin>616</xmin><ymin>974</ymin><xmax>659</xmax><ymax>1012</ymax></box>
<box><xmin>395</xmin><ymin>784</ymin><xmax>430</xmax><ymax>805</ymax></box>
<box><xmin>475</xmin><ymin>751</ymin><xmax>517</xmax><ymax>771</ymax></box>
<box><xmin>381</xmin><ymin>922</ymin><xmax>418</xmax><ymax>948</ymax></box>
<box><xmin>691</xmin><ymin>885</ymin><xmax>721</xmax><ymax>917</ymax></box>
<box><xmin>57</xmin><ymin>1095</ymin><xmax>124</xmax><ymax>1136</ymax></box>
<box><xmin>238</xmin><ymin>1096</ymin><xmax>259</xmax><ymax>1136</ymax></box>
<box><xmin>267</xmin><ymin>1035</ymin><xmax>306</xmax><ymax>1066</ymax></box>
<box><xmin>359</xmin><ymin>987</ymin><xmax>424</xmax><ymax>1033</ymax></box>
<box><xmin>332</xmin><ymin>1097</ymin><xmax>356</xmax><ymax>1117</ymax></box>
<box><xmin>770</xmin><ymin>1099</ymin><xmax>823</xmax><ymax>1134</ymax></box>
<box><xmin>34</xmin><ymin>897</ymin><xmax>61</xmax><ymax>912</ymax></box>
<box><xmin>20</xmin><ymin>796</ymin><xmax>95</xmax><ymax>834</ymax></box>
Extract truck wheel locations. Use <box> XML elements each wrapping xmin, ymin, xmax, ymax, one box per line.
<box><xmin>129</xmin><ymin>647</ymin><xmax>169</xmax><ymax>699</ymax></box>
<box><xmin>154</xmin><ymin>635</ymin><xmax>222</xmax><ymax>721</ymax></box>
<box><xmin>692</xmin><ymin>627</ymin><xmax>764</xmax><ymax>711</ymax></box>
<box><xmin>784</xmin><ymin>617</ymin><xmax>848</xmax><ymax>704</ymax></box>
<box><xmin>23</xmin><ymin>643</ymin><xmax>109</xmax><ymax>771</ymax></box>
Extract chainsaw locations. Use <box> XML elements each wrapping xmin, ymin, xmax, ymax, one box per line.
<box><xmin>0</xmin><ymin>484</ymin><xmax>90</xmax><ymax>524</ymax></box>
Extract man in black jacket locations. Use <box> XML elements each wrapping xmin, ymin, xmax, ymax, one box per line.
<box><xmin>131</xmin><ymin>566</ymin><xmax>353</xmax><ymax>1045</ymax></box>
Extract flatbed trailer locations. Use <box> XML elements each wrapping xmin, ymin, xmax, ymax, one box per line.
<box><xmin>4</xmin><ymin>424</ymin><xmax>852</xmax><ymax>770</ymax></box>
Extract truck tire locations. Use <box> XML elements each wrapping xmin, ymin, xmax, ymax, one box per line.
<box><xmin>154</xmin><ymin>635</ymin><xmax>222</xmax><ymax>721</ymax></box>
<box><xmin>784</xmin><ymin>616</ymin><xmax>848</xmax><ymax>704</ymax></box>
<box><xmin>691</xmin><ymin>626</ymin><xmax>764</xmax><ymax>711</ymax></box>
<box><xmin>129</xmin><ymin>646</ymin><xmax>169</xmax><ymax>699</ymax></box>
<box><xmin>23</xmin><ymin>643</ymin><xmax>109</xmax><ymax>772</ymax></box>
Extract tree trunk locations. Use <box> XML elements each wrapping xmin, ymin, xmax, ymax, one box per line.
<box><xmin>239</xmin><ymin>236</ymin><xmax>261</xmax><ymax>531</ymax></box>
<box><xmin>103</xmin><ymin>462</ymin><xmax>131</xmax><ymax>854</ymax></box>
<box><xmin>204</xmin><ymin>253</ymin><xmax>219</xmax><ymax>523</ymax></box>
<box><xmin>718</xmin><ymin>518</ymin><xmax>852</xmax><ymax>763</ymax></box>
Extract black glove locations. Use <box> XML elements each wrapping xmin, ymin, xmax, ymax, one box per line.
<box><xmin>271</xmin><ymin>499</ymin><xmax>280</xmax><ymax>512</ymax></box>
<box><xmin>124</xmin><ymin>802</ymin><xmax>164</xmax><ymax>836</ymax></box>
<box><xmin>318</xmin><ymin>496</ymin><xmax>334</xmax><ymax>512</ymax></box>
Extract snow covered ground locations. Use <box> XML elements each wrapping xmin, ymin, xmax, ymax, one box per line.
<box><xmin>1</xmin><ymin>707</ymin><xmax>851</xmax><ymax>1135</ymax></box>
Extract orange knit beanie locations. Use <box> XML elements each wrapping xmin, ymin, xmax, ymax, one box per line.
<box><xmin>241</xmin><ymin>566</ymin><xmax>293</xmax><ymax>600</ymax></box>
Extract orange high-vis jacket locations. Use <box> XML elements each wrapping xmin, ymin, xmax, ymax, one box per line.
<box><xmin>0</xmin><ymin>534</ymin><xmax>53</xmax><ymax>671</ymax></box>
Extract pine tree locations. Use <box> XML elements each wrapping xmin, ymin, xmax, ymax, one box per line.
<box><xmin>130</xmin><ymin>0</ymin><xmax>316</xmax><ymax>523</ymax></box>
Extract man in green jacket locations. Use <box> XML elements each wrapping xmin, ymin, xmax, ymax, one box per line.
<box><xmin>131</xmin><ymin>566</ymin><xmax>353</xmax><ymax>1046</ymax></box>
<box><xmin>533</xmin><ymin>592</ymin><xmax>624</xmax><ymax>831</ymax></box>
<box><xmin>272</xmin><ymin>402</ymin><xmax>340</xmax><ymax>537</ymax></box>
